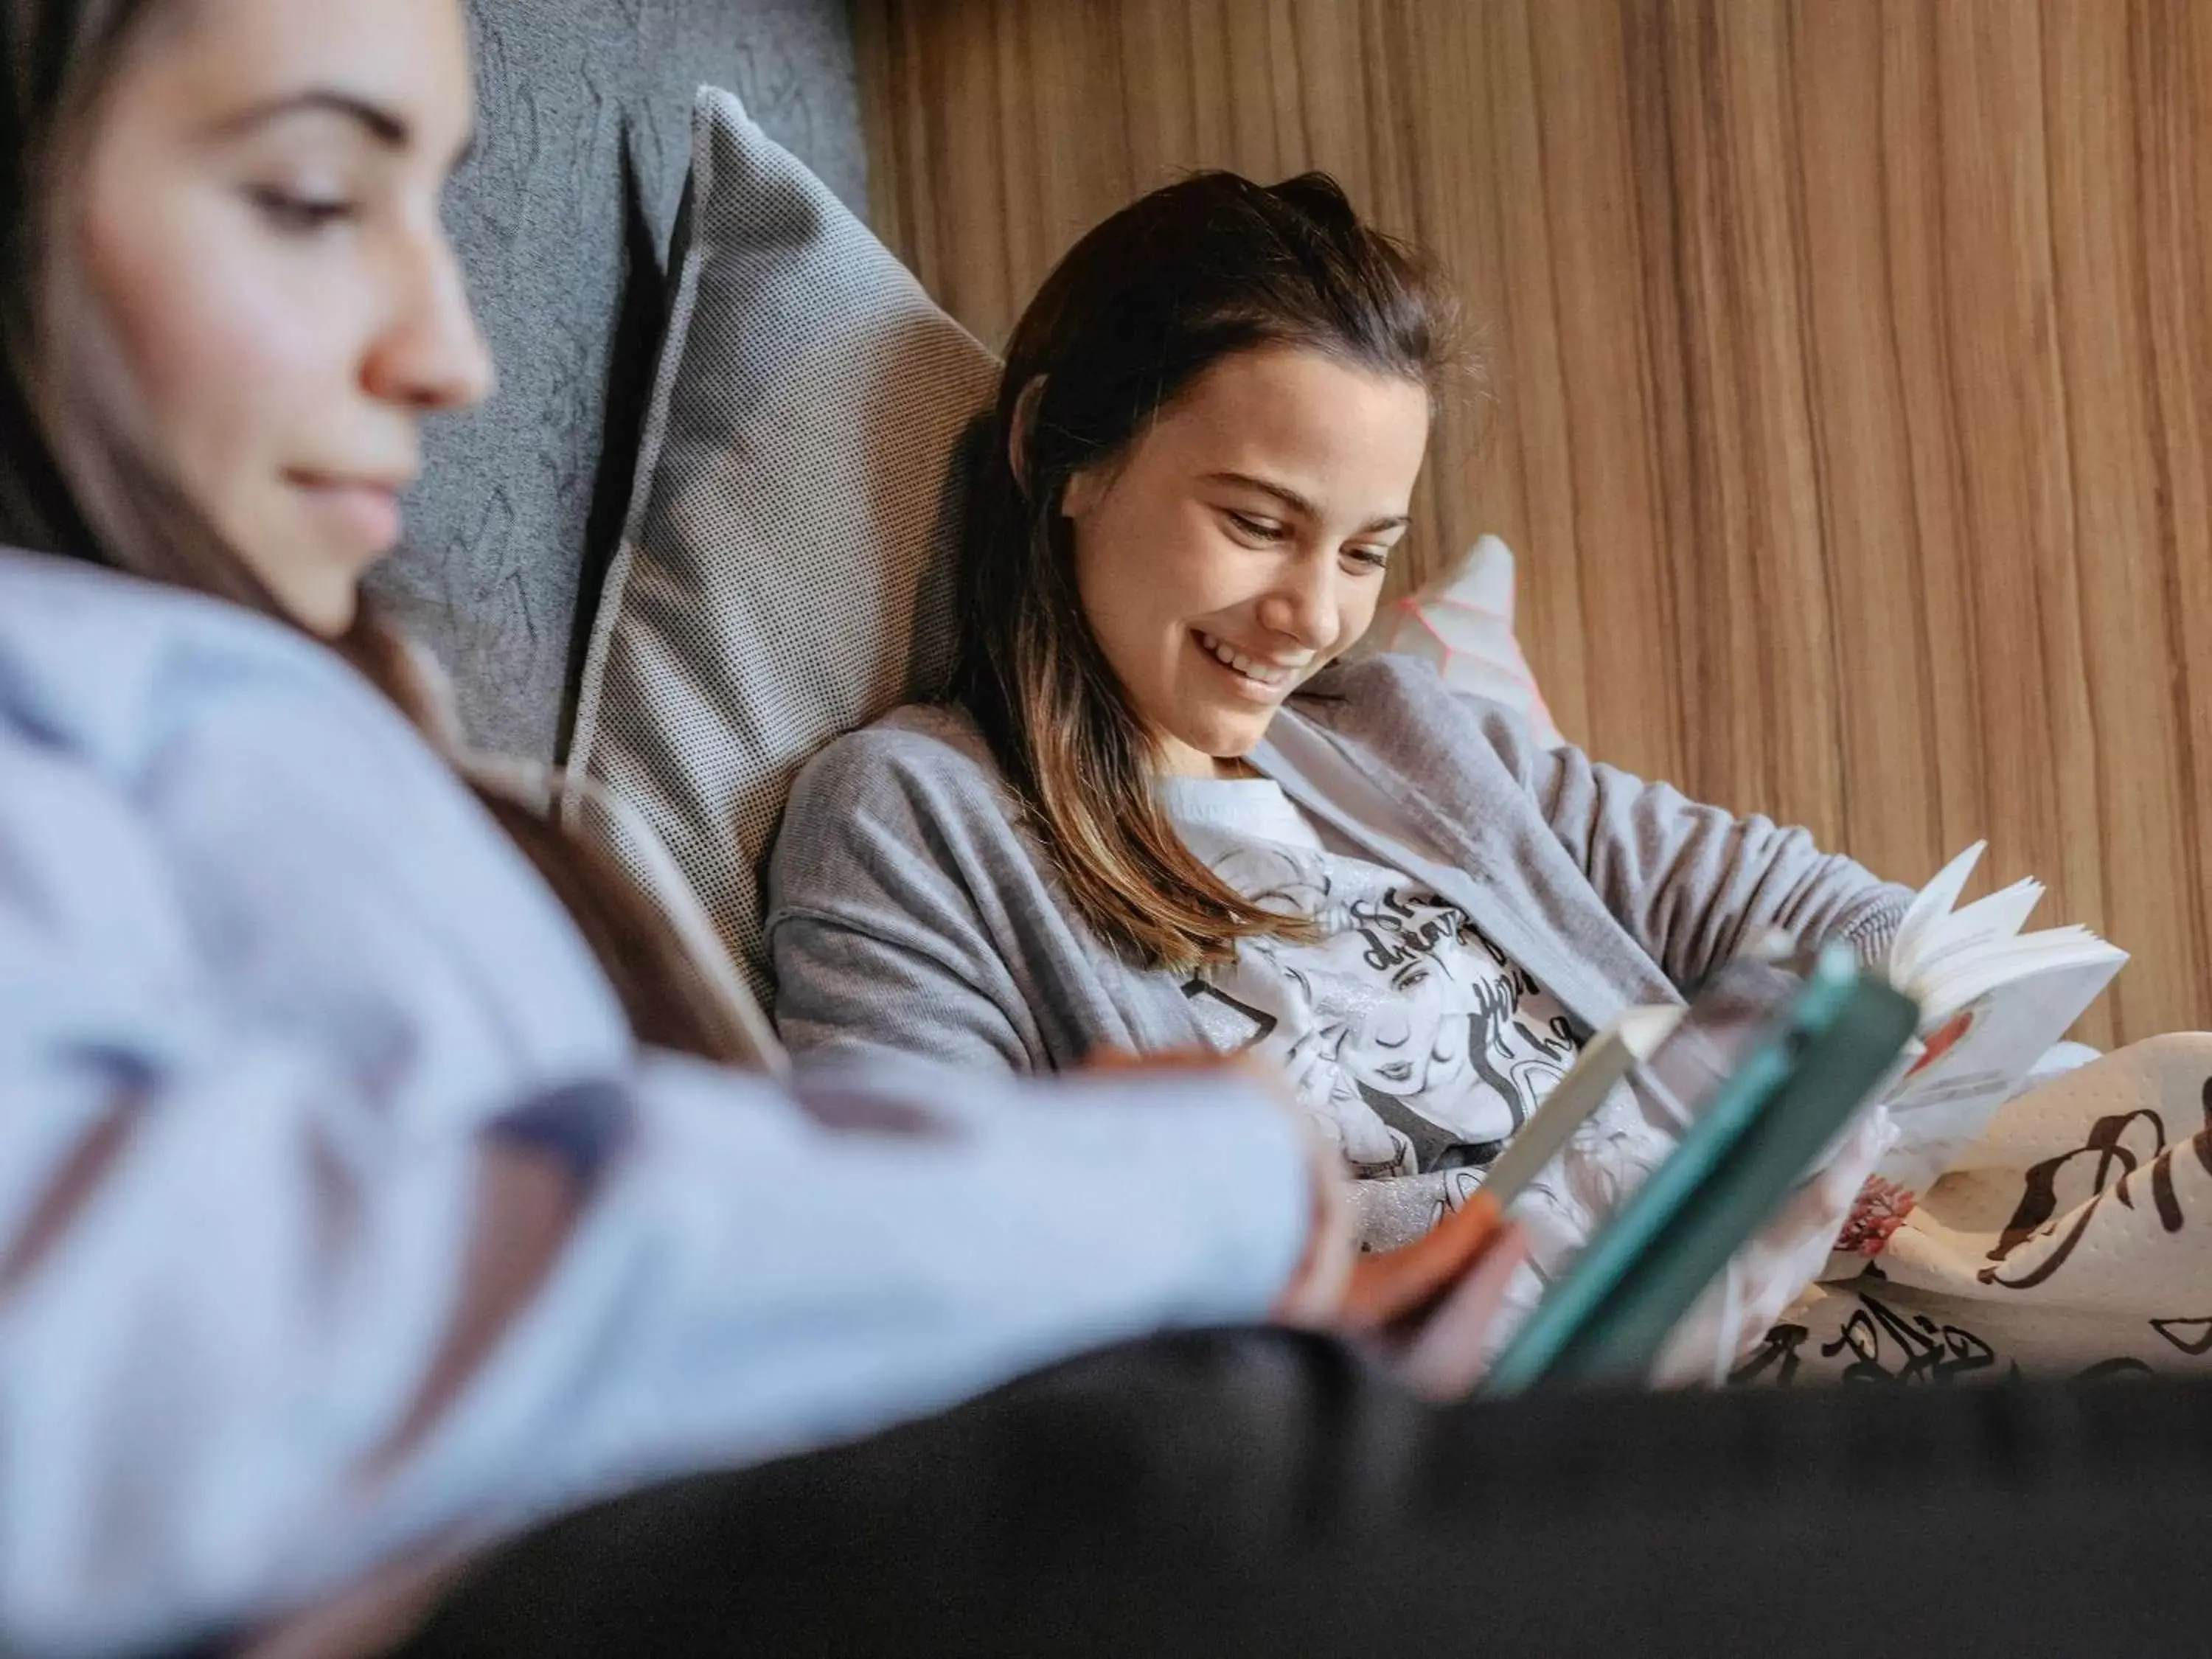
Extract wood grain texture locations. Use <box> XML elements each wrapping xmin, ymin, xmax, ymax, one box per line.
<box><xmin>854</xmin><ymin>0</ymin><xmax>2211</xmax><ymax>1046</ymax></box>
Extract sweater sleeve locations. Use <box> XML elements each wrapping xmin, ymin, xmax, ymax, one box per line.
<box><xmin>0</xmin><ymin>723</ymin><xmax>1310</xmax><ymax>1657</ymax></box>
<box><xmin>767</xmin><ymin>724</ymin><xmax>1051</xmax><ymax>1073</ymax></box>
<box><xmin>1477</xmin><ymin>700</ymin><xmax>1911</xmax><ymax>987</ymax></box>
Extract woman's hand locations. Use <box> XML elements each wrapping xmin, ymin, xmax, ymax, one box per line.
<box><xmin>1340</xmin><ymin>1192</ymin><xmax>1506</xmax><ymax>1329</ymax></box>
<box><xmin>1340</xmin><ymin>1194</ymin><xmax>1530</xmax><ymax>1399</ymax></box>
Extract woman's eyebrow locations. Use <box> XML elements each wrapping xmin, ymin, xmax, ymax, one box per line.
<box><xmin>1204</xmin><ymin>471</ymin><xmax>1315</xmax><ymax>516</ymax></box>
<box><xmin>216</xmin><ymin>89</ymin><xmax>412</xmax><ymax>148</ymax></box>
<box><xmin>1202</xmin><ymin>471</ymin><xmax>1410</xmax><ymax>534</ymax></box>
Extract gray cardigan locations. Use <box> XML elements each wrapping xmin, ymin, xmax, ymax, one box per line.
<box><xmin>767</xmin><ymin>655</ymin><xmax>1911</xmax><ymax>1071</ymax></box>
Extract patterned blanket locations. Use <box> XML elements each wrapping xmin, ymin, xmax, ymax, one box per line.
<box><xmin>1736</xmin><ymin>1034</ymin><xmax>2212</xmax><ymax>1386</ymax></box>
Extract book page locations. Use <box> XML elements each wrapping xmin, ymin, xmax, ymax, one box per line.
<box><xmin>1873</xmin><ymin>953</ymin><xmax>2126</xmax><ymax>1200</ymax></box>
<box><xmin>1898</xmin><ymin>878</ymin><xmax>2044</xmax><ymax>992</ymax></box>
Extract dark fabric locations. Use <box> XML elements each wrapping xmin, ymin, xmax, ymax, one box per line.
<box><xmin>397</xmin><ymin>1329</ymin><xmax>2212</xmax><ymax>1658</ymax></box>
<box><xmin>372</xmin><ymin>0</ymin><xmax>865</xmax><ymax>762</ymax></box>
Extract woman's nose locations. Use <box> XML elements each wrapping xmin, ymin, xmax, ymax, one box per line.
<box><xmin>1255</xmin><ymin>552</ymin><xmax>1340</xmax><ymax>650</ymax></box>
<box><xmin>365</xmin><ymin>231</ymin><xmax>495</xmax><ymax>414</ymax></box>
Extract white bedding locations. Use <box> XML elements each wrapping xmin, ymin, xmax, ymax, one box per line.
<box><xmin>1735</xmin><ymin>1033</ymin><xmax>2212</xmax><ymax>1385</ymax></box>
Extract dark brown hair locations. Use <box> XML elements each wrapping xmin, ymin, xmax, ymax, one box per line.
<box><xmin>953</xmin><ymin>170</ymin><xmax>1459</xmax><ymax>973</ymax></box>
<box><xmin>0</xmin><ymin>0</ymin><xmax>762</xmax><ymax>1065</ymax></box>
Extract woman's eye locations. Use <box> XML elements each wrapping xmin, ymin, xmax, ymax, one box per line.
<box><xmin>1225</xmin><ymin>510</ymin><xmax>1287</xmax><ymax>543</ymax></box>
<box><xmin>1343</xmin><ymin>545</ymin><xmax>1391</xmax><ymax>573</ymax></box>
<box><xmin>248</xmin><ymin>185</ymin><xmax>358</xmax><ymax>234</ymax></box>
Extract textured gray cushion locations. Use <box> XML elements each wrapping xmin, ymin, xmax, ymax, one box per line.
<box><xmin>372</xmin><ymin>0</ymin><xmax>866</xmax><ymax>762</ymax></box>
<box><xmin>565</xmin><ymin>88</ymin><xmax>1000</xmax><ymax>1006</ymax></box>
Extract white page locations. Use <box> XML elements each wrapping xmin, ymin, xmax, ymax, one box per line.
<box><xmin>1890</xmin><ymin>841</ymin><xmax>1986</xmax><ymax>974</ymax></box>
<box><xmin>1914</xmin><ymin>933</ymin><xmax>2126</xmax><ymax>1023</ymax></box>
<box><xmin>1901</xmin><ymin>878</ymin><xmax>2044</xmax><ymax>985</ymax></box>
<box><xmin>1877</xmin><ymin>951</ymin><xmax>2126</xmax><ymax>1195</ymax></box>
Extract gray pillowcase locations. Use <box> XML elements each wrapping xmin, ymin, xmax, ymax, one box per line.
<box><xmin>565</xmin><ymin>86</ymin><xmax>1000</xmax><ymax>1007</ymax></box>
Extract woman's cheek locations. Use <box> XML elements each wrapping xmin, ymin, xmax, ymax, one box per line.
<box><xmin>91</xmin><ymin>202</ymin><xmax>321</xmax><ymax>512</ymax></box>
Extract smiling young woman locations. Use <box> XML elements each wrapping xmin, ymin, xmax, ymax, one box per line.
<box><xmin>945</xmin><ymin>173</ymin><xmax>1453</xmax><ymax>975</ymax></box>
<box><xmin>767</xmin><ymin>170</ymin><xmax>1914</xmax><ymax>1271</ymax></box>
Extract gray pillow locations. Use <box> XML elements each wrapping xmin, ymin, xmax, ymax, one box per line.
<box><xmin>565</xmin><ymin>86</ymin><xmax>999</xmax><ymax>1007</ymax></box>
<box><xmin>383</xmin><ymin>0</ymin><xmax>869</xmax><ymax>763</ymax></box>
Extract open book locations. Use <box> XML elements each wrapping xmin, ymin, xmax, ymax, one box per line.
<box><xmin>1869</xmin><ymin>841</ymin><xmax>2127</xmax><ymax>1203</ymax></box>
<box><xmin>1512</xmin><ymin>842</ymin><xmax>2125</xmax><ymax>1245</ymax></box>
<box><xmin>1474</xmin><ymin>844</ymin><xmax>2124</xmax><ymax>1348</ymax></box>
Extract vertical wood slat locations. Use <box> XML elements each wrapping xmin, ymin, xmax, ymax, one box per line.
<box><xmin>852</xmin><ymin>0</ymin><xmax>2211</xmax><ymax>1046</ymax></box>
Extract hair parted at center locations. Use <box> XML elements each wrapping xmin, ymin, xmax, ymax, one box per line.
<box><xmin>950</xmin><ymin>169</ymin><xmax>1464</xmax><ymax>975</ymax></box>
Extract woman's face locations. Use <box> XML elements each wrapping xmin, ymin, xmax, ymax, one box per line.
<box><xmin>1062</xmin><ymin>344</ymin><xmax>1430</xmax><ymax>779</ymax></box>
<box><xmin>1337</xmin><ymin>953</ymin><xmax>1479</xmax><ymax>1099</ymax></box>
<box><xmin>75</xmin><ymin>0</ymin><xmax>491</xmax><ymax>633</ymax></box>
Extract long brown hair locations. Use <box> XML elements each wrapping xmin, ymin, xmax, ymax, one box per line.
<box><xmin>0</xmin><ymin>0</ymin><xmax>762</xmax><ymax>1065</ymax></box>
<box><xmin>953</xmin><ymin>170</ymin><xmax>1459</xmax><ymax>973</ymax></box>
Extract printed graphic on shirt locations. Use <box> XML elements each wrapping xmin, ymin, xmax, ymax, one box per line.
<box><xmin>1181</xmin><ymin>835</ymin><xmax>1582</xmax><ymax>1181</ymax></box>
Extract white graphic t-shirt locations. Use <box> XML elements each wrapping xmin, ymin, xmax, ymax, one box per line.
<box><xmin>1163</xmin><ymin>776</ymin><xmax>1587</xmax><ymax>1246</ymax></box>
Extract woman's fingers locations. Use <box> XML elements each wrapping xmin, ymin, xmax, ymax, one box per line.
<box><xmin>1268</xmin><ymin>1163</ymin><xmax>1356</xmax><ymax>1328</ymax></box>
<box><xmin>1391</xmin><ymin>1221</ymin><xmax>1531</xmax><ymax>1400</ymax></box>
<box><xmin>1339</xmin><ymin>1192</ymin><xmax>1504</xmax><ymax>1334</ymax></box>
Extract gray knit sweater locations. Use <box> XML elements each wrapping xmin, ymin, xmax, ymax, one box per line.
<box><xmin>767</xmin><ymin>655</ymin><xmax>1910</xmax><ymax>1074</ymax></box>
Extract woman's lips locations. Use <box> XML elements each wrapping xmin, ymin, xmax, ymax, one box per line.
<box><xmin>1195</xmin><ymin>630</ymin><xmax>1309</xmax><ymax>702</ymax></box>
<box><xmin>292</xmin><ymin>476</ymin><xmax>404</xmax><ymax>551</ymax></box>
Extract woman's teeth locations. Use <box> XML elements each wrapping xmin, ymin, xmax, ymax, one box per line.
<box><xmin>1197</xmin><ymin>631</ymin><xmax>1301</xmax><ymax>688</ymax></box>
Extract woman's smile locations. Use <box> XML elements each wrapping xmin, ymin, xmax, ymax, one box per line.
<box><xmin>1195</xmin><ymin>628</ymin><xmax>1306</xmax><ymax>701</ymax></box>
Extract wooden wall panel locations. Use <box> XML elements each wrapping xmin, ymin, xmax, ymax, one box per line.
<box><xmin>853</xmin><ymin>0</ymin><xmax>2212</xmax><ymax>1047</ymax></box>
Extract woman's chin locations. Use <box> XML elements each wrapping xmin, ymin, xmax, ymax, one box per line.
<box><xmin>257</xmin><ymin>560</ymin><xmax>364</xmax><ymax>639</ymax></box>
<box><xmin>1187</xmin><ymin>735</ymin><xmax>1267</xmax><ymax>773</ymax></box>
<box><xmin>1187</xmin><ymin>706</ymin><xmax>1281</xmax><ymax>756</ymax></box>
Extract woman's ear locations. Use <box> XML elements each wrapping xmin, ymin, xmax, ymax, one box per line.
<box><xmin>1007</xmin><ymin>374</ymin><xmax>1047</xmax><ymax>493</ymax></box>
